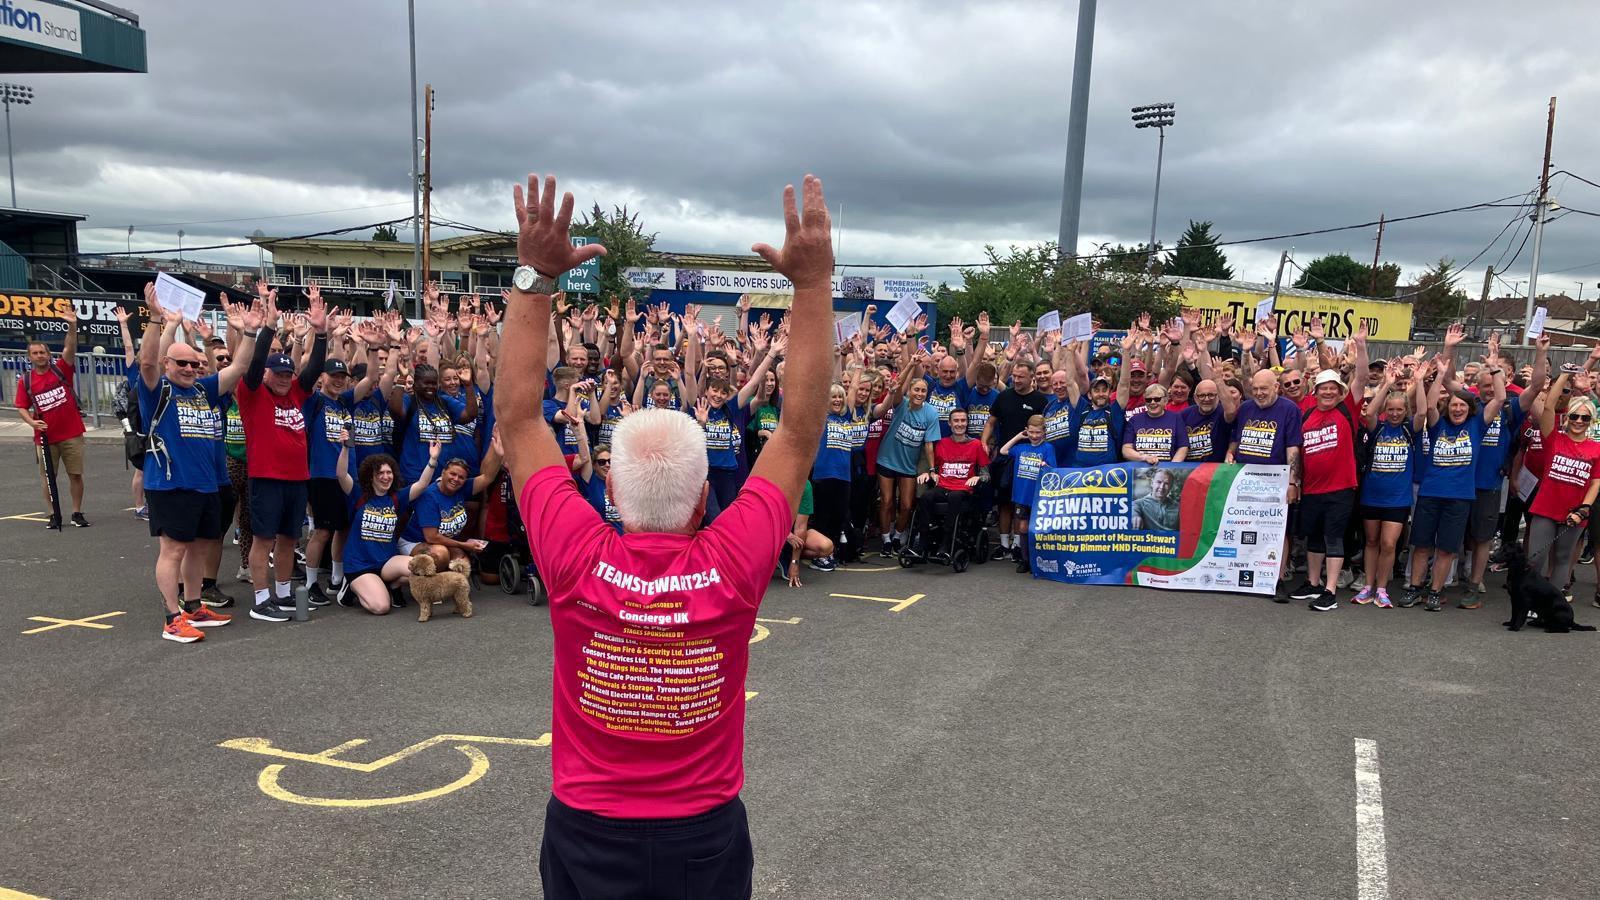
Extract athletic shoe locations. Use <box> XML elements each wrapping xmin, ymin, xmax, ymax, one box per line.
<box><xmin>248</xmin><ymin>602</ymin><xmax>291</xmax><ymax>623</ymax></box>
<box><xmin>1581</xmin><ymin>547</ymin><xmax>1595</xmax><ymax>566</ymax></box>
<box><xmin>390</xmin><ymin>587</ymin><xmax>408</xmax><ymax>609</ymax></box>
<box><xmin>161</xmin><ymin>616</ymin><xmax>205</xmax><ymax>643</ymax></box>
<box><xmin>879</xmin><ymin>541</ymin><xmax>893</xmax><ymax>559</ymax></box>
<box><xmin>1459</xmin><ymin>594</ymin><xmax>1483</xmax><ymax>609</ymax></box>
<box><xmin>70</xmin><ymin>512</ymin><xmax>90</xmax><ymax>527</ymax></box>
<box><xmin>44</xmin><ymin>515</ymin><xmax>61</xmax><ymax>530</ymax></box>
<box><xmin>231</xmin><ymin>526</ymin><xmax>240</xmax><ymax>545</ymax></box>
<box><xmin>1336</xmin><ymin>568</ymin><xmax>1356</xmax><ymax>589</ymax></box>
<box><xmin>1014</xmin><ymin>557</ymin><xmax>1030</xmax><ymax>574</ymax></box>
<box><xmin>1563</xmin><ymin>587</ymin><xmax>1574</xmax><ymax>604</ymax></box>
<box><xmin>808</xmin><ymin>556</ymin><xmax>838</xmax><ymax>572</ymax></box>
<box><xmin>185</xmin><ymin>606</ymin><xmax>232</xmax><ymax>628</ymax></box>
<box><xmin>335</xmin><ymin>580</ymin><xmax>357</xmax><ymax>608</ymax></box>
<box><xmin>991</xmin><ymin>544</ymin><xmax>1010</xmax><ymax>561</ymax></box>
<box><xmin>235</xmin><ymin>565</ymin><xmax>250</xmax><ymax>583</ymax></box>
<box><xmin>1375</xmin><ymin>588</ymin><xmax>1394</xmax><ymax>609</ymax></box>
<box><xmin>1288</xmin><ymin>581</ymin><xmax>1322</xmax><ymax>602</ymax></box>
<box><xmin>133</xmin><ymin>506</ymin><xmax>149</xmax><ymax>521</ymax></box>
<box><xmin>1399</xmin><ymin>585</ymin><xmax>1423</xmax><ymax>608</ymax></box>
<box><xmin>1272</xmin><ymin>581</ymin><xmax>1290</xmax><ymax>603</ymax></box>
<box><xmin>1423</xmin><ymin>591</ymin><xmax>1443</xmax><ymax>612</ymax></box>
<box><xmin>199</xmin><ymin>584</ymin><xmax>234</xmax><ymax>609</ymax></box>
<box><xmin>1352</xmin><ymin>586</ymin><xmax>1374</xmax><ymax>605</ymax></box>
<box><xmin>305</xmin><ymin>584</ymin><xmax>333</xmax><ymax>608</ymax></box>
<box><xmin>1309</xmin><ymin>591</ymin><xmax>1338</xmax><ymax>612</ymax></box>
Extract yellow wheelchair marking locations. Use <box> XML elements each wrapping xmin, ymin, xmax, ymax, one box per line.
<box><xmin>22</xmin><ymin>611</ymin><xmax>125</xmax><ymax>634</ymax></box>
<box><xmin>1</xmin><ymin>512</ymin><xmax>52</xmax><ymax>523</ymax></box>
<box><xmin>749</xmin><ymin>616</ymin><xmax>802</xmax><ymax>645</ymax></box>
<box><xmin>829</xmin><ymin>592</ymin><xmax>926</xmax><ymax>613</ymax></box>
<box><xmin>218</xmin><ymin>733</ymin><xmax>552</xmax><ymax>809</ymax></box>
<box><xmin>837</xmin><ymin>564</ymin><xmax>898</xmax><ymax>572</ymax></box>
<box><xmin>0</xmin><ymin>887</ymin><xmax>51</xmax><ymax>899</ymax></box>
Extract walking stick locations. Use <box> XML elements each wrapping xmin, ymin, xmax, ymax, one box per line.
<box><xmin>31</xmin><ymin>391</ymin><xmax>62</xmax><ymax>531</ymax></box>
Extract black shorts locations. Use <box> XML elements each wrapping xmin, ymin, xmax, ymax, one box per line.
<box><xmin>308</xmin><ymin>477</ymin><xmax>351</xmax><ymax>531</ymax></box>
<box><xmin>1468</xmin><ymin>488</ymin><xmax>1501</xmax><ymax>542</ymax></box>
<box><xmin>217</xmin><ymin>483</ymin><xmax>238</xmax><ymax>536</ymax></box>
<box><xmin>877</xmin><ymin>464</ymin><xmax>915</xmax><ymax>481</ymax></box>
<box><xmin>1360</xmin><ymin>505</ymin><xmax>1410</xmax><ymax>524</ymax></box>
<box><xmin>250</xmin><ymin>477</ymin><xmax>309</xmax><ymax>539</ymax></box>
<box><xmin>1411</xmin><ymin>495</ymin><xmax>1471</xmax><ymax>553</ymax></box>
<box><xmin>988</xmin><ymin>457</ymin><xmax>1013</xmax><ymax>495</ymax></box>
<box><xmin>345</xmin><ymin>567</ymin><xmax>385</xmax><ymax>583</ymax></box>
<box><xmin>1299</xmin><ymin>489</ymin><xmax>1355</xmax><ymax>557</ymax></box>
<box><xmin>146</xmin><ymin>488</ymin><xmax>222</xmax><ymax>543</ymax></box>
<box><xmin>540</xmin><ymin>795</ymin><xmax>751</xmax><ymax>900</ymax></box>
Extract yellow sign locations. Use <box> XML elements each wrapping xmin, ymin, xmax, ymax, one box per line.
<box><xmin>1177</xmin><ymin>287</ymin><xmax>1413</xmax><ymax>341</ymax></box>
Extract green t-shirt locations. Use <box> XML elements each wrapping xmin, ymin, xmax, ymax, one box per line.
<box><xmin>798</xmin><ymin>479</ymin><xmax>814</xmax><ymax>517</ymax></box>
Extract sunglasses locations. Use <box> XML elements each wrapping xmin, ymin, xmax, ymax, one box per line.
<box><xmin>1283</xmin><ymin>379</ymin><xmax>1302</xmax><ymax>388</ymax></box>
<box><xmin>595</xmin><ymin>458</ymin><xmax>611</xmax><ymax>466</ymax></box>
<box><xmin>1570</xmin><ymin>413</ymin><xmax>1592</xmax><ymax>423</ymax></box>
<box><xmin>214</xmin><ymin>356</ymin><xmax>232</xmax><ymax>364</ymax></box>
<box><xmin>169</xmin><ymin>358</ymin><xmax>203</xmax><ymax>370</ymax></box>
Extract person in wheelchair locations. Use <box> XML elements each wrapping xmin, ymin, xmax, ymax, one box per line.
<box><xmin>910</xmin><ymin>408</ymin><xmax>990</xmax><ymax>560</ymax></box>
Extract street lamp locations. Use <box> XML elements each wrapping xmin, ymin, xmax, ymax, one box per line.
<box><xmin>1131</xmin><ymin>102</ymin><xmax>1175</xmax><ymax>271</ymax></box>
<box><xmin>177</xmin><ymin>229</ymin><xmax>185</xmax><ymax>264</ymax></box>
<box><xmin>1</xmin><ymin>82</ymin><xmax>33</xmax><ymax>208</ymax></box>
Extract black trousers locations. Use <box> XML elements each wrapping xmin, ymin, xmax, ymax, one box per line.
<box><xmin>540</xmin><ymin>794</ymin><xmax>753</xmax><ymax>900</ymax></box>
<box><xmin>810</xmin><ymin>478</ymin><xmax>851</xmax><ymax>555</ymax></box>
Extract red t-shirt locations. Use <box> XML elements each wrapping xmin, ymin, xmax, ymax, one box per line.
<box><xmin>1298</xmin><ymin>392</ymin><xmax>1361</xmax><ymax>495</ymax></box>
<box><xmin>518</xmin><ymin>465</ymin><xmax>790</xmax><ymax>819</ymax></box>
<box><xmin>1520</xmin><ymin>418</ymin><xmax>1547</xmax><ymax>479</ymax></box>
<box><xmin>235</xmin><ymin>380</ymin><xmax>312</xmax><ymax>480</ymax></box>
<box><xmin>1529</xmin><ymin>431</ymin><xmax>1600</xmax><ymax>521</ymax></box>
<box><xmin>14</xmin><ymin>359</ymin><xmax>85</xmax><ymax>445</ymax></box>
<box><xmin>933</xmin><ymin>437</ymin><xmax>990</xmax><ymax>491</ymax></box>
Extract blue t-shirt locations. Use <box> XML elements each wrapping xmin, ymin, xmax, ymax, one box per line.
<box><xmin>812</xmin><ymin>411</ymin><xmax>854</xmax><ymax>482</ymax></box>
<box><xmin>543</xmin><ymin>397</ymin><xmax>589</xmax><ymax>457</ymax></box>
<box><xmin>703</xmin><ymin>401</ymin><xmax>748</xmax><ymax>471</ymax></box>
<box><xmin>965</xmin><ymin>385</ymin><xmax>1000</xmax><ymax>439</ymax></box>
<box><xmin>445</xmin><ymin>387</ymin><xmax>485</xmax><ymax>477</ymax></box>
<box><xmin>877</xmin><ymin>399</ymin><xmax>941</xmax><ymax>476</ymax></box>
<box><xmin>304</xmin><ymin>390</ymin><xmax>353</xmax><ymax>480</ymax></box>
<box><xmin>1010</xmin><ymin>442</ymin><xmax>1057</xmax><ymax>508</ymax></box>
<box><xmin>1232</xmin><ymin>397</ymin><xmax>1303</xmax><ymax>465</ymax></box>
<box><xmin>596</xmin><ymin>404</ymin><xmax>625</xmax><ymax>449</ymax></box>
<box><xmin>1182</xmin><ymin>404</ymin><xmax>1230</xmax><ymax>463</ymax></box>
<box><xmin>581</xmin><ymin>471</ymin><xmax>623</xmax><ymax>533</ymax></box>
<box><xmin>1070</xmin><ymin>397</ymin><xmax>1123</xmax><ymax>467</ymax></box>
<box><xmin>1420</xmin><ymin>416</ymin><xmax>1484</xmax><ymax>501</ymax></box>
<box><xmin>924</xmin><ymin>376</ymin><xmax>968</xmax><ymax>437</ymax></box>
<box><xmin>344</xmin><ymin>488</ymin><xmax>409</xmax><ymax>574</ymax></box>
<box><xmin>1043</xmin><ymin>394</ymin><xmax>1075</xmax><ymax>461</ymax></box>
<box><xmin>1474</xmin><ymin>397</ymin><xmax>1523</xmax><ymax>491</ymax></box>
<box><xmin>401</xmin><ymin>482</ymin><xmax>470</xmax><ymax>543</ymax></box>
<box><xmin>1361</xmin><ymin>422</ymin><xmax>1415</xmax><ymax>508</ymax></box>
<box><xmin>347</xmin><ymin>391</ymin><xmax>390</xmax><ymax>476</ymax></box>
<box><xmin>139</xmin><ymin>374</ymin><xmax>223</xmax><ymax>493</ymax></box>
<box><xmin>211</xmin><ymin>391</ymin><xmax>231</xmax><ymax>489</ymax></box>
<box><xmin>1123</xmin><ymin>409</ymin><xmax>1189</xmax><ymax>462</ymax></box>
<box><xmin>399</xmin><ymin>394</ymin><xmax>464</xmax><ymax>483</ymax></box>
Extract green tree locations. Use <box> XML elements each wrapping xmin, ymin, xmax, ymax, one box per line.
<box><xmin>1292</xmin><ymin>253</ymin><xmax>1400</xmax><ymax>298</ymax></box>
<box><xmin>932</xmin><ymin>243</ymin><xmax>1180</xmax><ymax>334</ymax></box>
<box><xmin>571</xmin><ymin>204</ymin><xmax>660</xmax><ymax>301</ymax></box>
<box><xmin>372</xmin><ymin>225</ymin><xmax>399</xmax><ymax>242</ymax></box>
<box><xmin>1409</xmin><ymin>258</ymin><xmax>1470</xmax><ymax>330</ymax></box>
<box><xmin>1098</xmin><ymin>242</ymin><xmax>1165</xmax><ymax>275</ymax></box>
<box><xmin>1163</xmin><ymin>221</ymin><xmax>1234</xmax><ymax>279</ymax></box>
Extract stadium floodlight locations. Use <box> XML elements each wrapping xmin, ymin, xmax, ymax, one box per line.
<box><xmin>1130</xmin><ymin>103</ymin><xmax>1176</xmax><ymax>270</ymax></box>
<box><xmin>1</xmin><ymin>83</ymin><xmax>34</xmax><ymax>208</ymax></box>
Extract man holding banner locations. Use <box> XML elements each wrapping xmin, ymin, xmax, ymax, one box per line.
<box><xmin>14</xmin><ymin>308</ymin><xmax>90</xmax><ymax>529</ymax></box>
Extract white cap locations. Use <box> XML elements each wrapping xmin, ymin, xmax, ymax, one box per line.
<box><xmin>1313</xmin><ymin>369</ymin><xmax>1345</xmax><ymax>390</ymax></box>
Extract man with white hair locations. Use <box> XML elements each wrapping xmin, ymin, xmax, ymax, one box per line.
<box><xmin>495</xmin><ymin>173</ymin><xmax>832</xmax><ymax>898</ymax></box>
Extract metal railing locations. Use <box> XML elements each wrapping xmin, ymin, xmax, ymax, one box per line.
<box><xmin>1</xmin><ymin>350</ymin><xmax>132</xmax><ymax>429</ymax></box>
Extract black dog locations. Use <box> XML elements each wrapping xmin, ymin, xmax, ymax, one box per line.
<box><xmin>1504</xmin><ymin>544</ymin><xmax>1596</xmax><ymax>633</ymax></box>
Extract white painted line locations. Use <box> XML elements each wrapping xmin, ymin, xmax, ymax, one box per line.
<box><xmin>1354</xmin><ymin>738</ymin><xmax>1390</xmax><ymax>900</ymax></box>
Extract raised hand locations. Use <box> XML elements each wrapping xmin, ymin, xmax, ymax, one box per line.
<box><xmin>1444</xmin><ymin>322</ymin><xmax>1464</xmax><ymax>349</ymax></box>
<box><xmin>512</xmin><ymin>173</ymin><xmax>608</xmax><ymax>277</ymax></box>
<box><xmin>1291</xmin><ymin>327</ymin><xmax>1309</xmax><ymax>351</ymax></box>
<box><xmin>195</xmin><ymin>318</ymin><xmax>215</xmax><ymax>341</ymax></box>
<box><xmin>694</xmin><ymin>396</ymin><xmax>710</xmax><ymax>424</ymax></box>
<box><xmin>114</xmin><ymin>304</ymin><xmax>132</xmax><ymax>325</ymax></box>
<box><xmin>750</xmin><ymin>174</ymin><xmax>833</xmax><ymax>289</ymax></box>
<box><xmin>306</xmin><ymin>290</ymin><xmax>329</xmax><ymax>334</ymax></box>
<box><xmin>1309</xmin><ymin>316</ymin><xmax>1326</xmax><ymax>341</ymax></box>
<box><xmin>770</xmin><ymin>332</ymin><xmax>789</xmax><ymax>358</ymax></box>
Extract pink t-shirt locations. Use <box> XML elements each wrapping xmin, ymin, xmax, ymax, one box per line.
<box><xmin>518</xmin><ymin>465</ymin><xmax>791</xmax><ymax>819</ymax></box>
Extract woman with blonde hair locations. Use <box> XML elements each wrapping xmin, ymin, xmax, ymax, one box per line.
<box><xmin>1353</xmin><ymin>360</ymin><xmax>1421</xmax><ymax>608</ymax></box>
<box><xmin>1524</xmin><ymin>369</ymin><xmax>1600</xmax><ymax>593</ymax></box>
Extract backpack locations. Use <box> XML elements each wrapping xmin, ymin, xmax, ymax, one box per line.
<box><xmin>141</xmin><ymin>381</ymin><xmax>176</xmax><ymax>477</ymax></box>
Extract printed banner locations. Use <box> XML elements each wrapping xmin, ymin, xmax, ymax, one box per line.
<box><xmin>1030</xmin><ymin>462</ymin><xmax>1290</xmax><ymax>595</ymax></box>
<box><xmin>0</xmin><ymin>291</ymin><xmax>146</xmax><ymax>350</ymax></box>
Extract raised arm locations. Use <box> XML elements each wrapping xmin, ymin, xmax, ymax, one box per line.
<box><xmin>1482</xmin><ymin>365</ymin><xmax>1507</xmax><ymax>424</ymax></box>
<box><xmin>1539</xmin><ymin>371</ymin><xmax>1569</xmax><ymax>437</ymax></box>
<box><xmin>497</xmin><ymin>174</ymin><xmax>609</xmax><ymax>492</ymax></box>
<box><xmin>409</xmin><ymin>440</ymin><xmax>443</xmax><ymax>500</ymax></box>
<box><xmin>137</xmin><ymin>284</ymin><xmax>166</xmax><ymax>390</ymax></box>
<box><xmin>115</xmin><ymin>304</ymin><xmax>137</xmax><ymax>367</ymax></box>
<box><xmin>748</xmin><ymin>176</ymin><xmax>834</xmax><ymax>512</ymax></box>
<box><xmin>1424</xmin><ymin>358</ymin><xmax>1448</xmax><ymax>427</ymax></box>
<box><xmin>61</xmin><ymin>304</ymin><xmax>78</xmax><ymax>368</ymax></box>
<box><xmin>470</xmin><ymin>429</ymin><xmax>505</xmax><ymax>495</ymax></box>
<box><xmin>214</xmin><ymin>300</ymin><xmax>262</xmax><ymax>395</ymax></box>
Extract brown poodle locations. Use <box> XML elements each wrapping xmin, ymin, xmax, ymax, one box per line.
<box><xmin>409</xmin><ymin>554</ymin><xmax>473</xmax><ymax>622</ymax></box>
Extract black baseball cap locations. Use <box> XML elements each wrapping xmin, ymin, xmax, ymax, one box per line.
<box><xmin>265</xmin><ymin>354</ymin><xmax>295</xmax><ymax>373</ymax></box>
<box><xmin>324</xmin><ymin>358</ymin><xmax>349</xmax><ymax>376</ymax></box>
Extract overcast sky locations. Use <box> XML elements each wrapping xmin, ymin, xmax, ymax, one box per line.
<box><xmin>14</xmin><ymin>0</ymin><xmax>1600</xmax><ymax>299</ymax></box>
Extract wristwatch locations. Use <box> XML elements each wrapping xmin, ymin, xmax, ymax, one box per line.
<box><xmin>513</xmin><ymin>265</ymin><xmax>558</xmax><ymax>295</ymax></box>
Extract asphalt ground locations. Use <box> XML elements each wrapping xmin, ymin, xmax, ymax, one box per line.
<box><xmin>2</xmin><ymin>444</ymin><xmax>1598</xmax><ymax>899</ymax></box>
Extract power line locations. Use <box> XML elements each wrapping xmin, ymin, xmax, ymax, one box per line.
<box><xmin>27</xmin><ymin>216</ymin><xmax>414</xmax><ymax>260</ymax></box>
<box><xmin>117</xmin><ymin>201</ymin><xmax>414</xmax><ymax>230</ymax></box>
<box><xmin>1554</xmin><ymin>169</ymin><xmax>1600</xmax><ymax>192</ymax></box>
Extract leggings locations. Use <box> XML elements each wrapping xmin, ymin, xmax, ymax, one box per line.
<box><xmin>226</xmin><ymin>455</ymin><xmax>253</xmax><ymax>562</ymax></box>
<box><xmin>810</xmin><ymin>478</ymin><xmax>851</xmax><ymax>553</ymax></box>
<box><xmin>1526</xmin><ymin>514</ymin><xmax>1582</xmax><ymax>587</ymax></box>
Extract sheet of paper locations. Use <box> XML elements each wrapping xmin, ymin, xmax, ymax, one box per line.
<box><xmin>1035</xmin><ymin>310</ymin><xmax>1060</xmax><ymax>335</ymax></box>
<box><xmin>886</xmin><ymin>296</ymin><xmax>922</xmax><ymax>333</ymax></box>
<box><xmin>1254</xmin><ymin>296</ymin><xmax>1276</xmax><ymax>325</ymax></box>
<box><xmin>1061</xmin><ymin>312</ymin><xmax>1093</xmax><ymax>343</ymax></box>
<box><xmin>1322</xmin><ymin>338</ymin><xmax>1345</xmax><ymax>354</ymax></box>
<box><xmin>1527</xmin><ymin>306</ymin><xmax>1548</xmax><ymax>339</ymax></box>
<box><xmin>1516</xmin><ymin>465</ymin><xmax>1538</xmax><ymax>502</ymax></box>
<box><xmin>834</xmin><ymin>314</ymin><xmax>861</xmax><ymax>346</ymax></box>
<box><xmin>383</xmin><ymin>281</ymin><xmax>396</xmax><ymax>309</ymax></box>
<box><xmin>155</xmin><ymin>272</ymin><xmax>206</xmax><ymax>322</ymax></box>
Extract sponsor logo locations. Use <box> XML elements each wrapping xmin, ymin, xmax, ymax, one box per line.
<box><xmin>1034</xmin><ymin>558</ymin><xmax>1059</xmax><ymax>573</ymax></box>
<box><xmin>1242</xmin><ymin>531</ymin><xmax>1258</xmax><ymax>545</ymax></box>
<box><xmin>1213</xmin><ymin>547</ymin><xmax>1237</xmax><ymax>558</ymax></box>
<box><xmin>1238</xmin><ymin>570</ymin><xmax>1255</xmax><ymax>587</ymax></box>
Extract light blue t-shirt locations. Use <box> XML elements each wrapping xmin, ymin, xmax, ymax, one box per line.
<box><xmin>876</xmin><ymin>398</ymin><xmax>941</xmax><ymax>476</ymax></box>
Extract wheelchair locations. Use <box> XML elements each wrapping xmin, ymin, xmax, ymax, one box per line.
<box><xmin>897</xmin><ymin>487</ymin><xmax>991</xmax><ymax>573</ymax></box>
<box><xmin>479</xmin><ymin>472</ymin><xmax>547</xmax><ymax>606</ymax></box>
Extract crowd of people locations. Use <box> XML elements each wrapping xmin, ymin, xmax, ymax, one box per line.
<box><xmin>15</xmin><ymin>255</ymin><xmax>1600</xmax><ymax>641</ymax></box>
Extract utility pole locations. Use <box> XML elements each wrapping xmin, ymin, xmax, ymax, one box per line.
<box><xmin>1367</xmin><ymin>213</ymin><xmax>1385</xmax><ymax>297</ymax></box>
<box><xmin>406</xmin><ymin>0</ymin><xmax>422</xmax><ymax>319</ymax></box>
<box><xmin>1522</xmin><ymin>96</ymin><xmax>1556</xmax><ymax>344</ymax></box>
<box><xmin>422</xmin><ymin>83</ymin><xmax>433</xmax><ymax>290</ymax></box>
<box><xmin>1055</xmin><ymin>0</ymin><xmax>1097</xmax><ymax>259</ymax></box>
<box><xmin>1475</xmin><ymin>265</ymin><xmax>1493</xmax><ymax>339</ymax></box>
<box><xmin>1269</xmin><ymin>250</ymin><xmax>1289</xmax><ymax>309</ymax></box>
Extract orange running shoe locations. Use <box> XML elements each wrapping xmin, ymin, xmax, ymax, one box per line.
<box><xmin>185</xmin><ymin>606</ymin><xmax>232</xmax><ymax>628</ymax></box>
<box><xmin>162</xmin><ymin>615</ymin><xmax>206</xmax><ymax>643</ymax></box>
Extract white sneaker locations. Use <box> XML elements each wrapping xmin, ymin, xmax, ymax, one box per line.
<box><xmin>236</xmin><ymin>565</ymin><xmax>250</xmax><ymax>583</ymax></box>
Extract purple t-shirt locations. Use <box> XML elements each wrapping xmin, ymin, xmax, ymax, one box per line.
<box><xmin>1182</xmin><ymin>404</ymin><xmax>1230</xmax><ymax>463</ymax></box>
<box><xmin>1231</xmin><ymin>397</ymin><xmax>1303</xmax><ymax>465</ymax></box>
<box><xmin>1122</xmin><ymin>409</ymin><xmax>1188</xmax><ymax>462</ymax></box>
